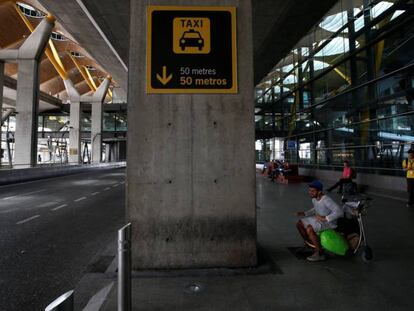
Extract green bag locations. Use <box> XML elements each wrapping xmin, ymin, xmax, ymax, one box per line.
<box><xmin>320</xmin><ymin>229</ymin><xmax>349</xmax><ymax>256</ymax></box>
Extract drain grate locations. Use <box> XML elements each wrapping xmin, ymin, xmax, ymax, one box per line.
<box><xmin>183</xmin><ymin>283</ymin><xmax>204</xmax><ymax>294</ymax></box>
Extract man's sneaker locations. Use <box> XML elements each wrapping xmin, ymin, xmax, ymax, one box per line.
<box><xmin>306</xmin><ymin>252</ymin><xmax>326</xmax><ymax>262</ymax></box>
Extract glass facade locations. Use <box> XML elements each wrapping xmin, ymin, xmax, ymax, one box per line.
<box><xmin>255</xmin><ymin>0</ymin><xmax>414</xmax><ymax>176</ymax></box>
<box><xmin>1</xmin><ymin>112</ymin><xmax>127</xmax><ymax>166</ymax></box>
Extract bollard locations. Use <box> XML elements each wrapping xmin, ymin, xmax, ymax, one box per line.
<box><xmin>45</xmin><ymin>290</ymin><xmax>74</xmax><ymax>311</ymax></box>
<box><xmin>118</xmin><ymin>223</ymin><xmax>132</xmax><ymax>311</ymax></box>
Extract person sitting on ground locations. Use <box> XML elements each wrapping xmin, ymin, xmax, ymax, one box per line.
<box><xmin>295</xmin><ymin>180</ymin><xmax>343</xmax><ymax>262</ymax></box>
<box><xmin>270</xmin><ymin>160</ymin><xmax>282</xmax><ymax>182</ymax></box>
<box><xmin>402</xmin><ymin>149</ymin><xmax>414</xmax><ymax>208</ymax></box>
<box><xmin>326</xmin><ymin>160</ymin><xmax>354</xmax><ymax>193</ymax></box>
<box><xmin>281</xmin><ymin>161</ymin><xmax>292</xmax><ymax>176</ymax></box>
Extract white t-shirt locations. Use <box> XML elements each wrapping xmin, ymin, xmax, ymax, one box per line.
<box><xmin>305</xmin><ymin>195</ymin><xmax>343</xmax><ymax>226</ymax></box>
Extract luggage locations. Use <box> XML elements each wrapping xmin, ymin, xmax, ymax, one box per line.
<box><xmin>320</xmin><ymin>229</ymin><xmax>349</xmax><ymax>256</ymax></box>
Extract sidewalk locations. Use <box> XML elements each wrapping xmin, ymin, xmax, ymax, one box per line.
<box><xmin>76</xmin><ymin>174</ymin><xmax>414</xmax><ymax>310</ymax></box>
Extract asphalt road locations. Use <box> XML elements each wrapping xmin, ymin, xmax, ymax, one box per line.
<box><xmin>0</xmin><ymin>167</ymin><xmax>126</xmax><ymax>311</ymax></box>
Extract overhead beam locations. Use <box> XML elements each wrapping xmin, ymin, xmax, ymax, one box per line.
<box><xmin>67</xmin><ymin>52</ymin><xmax>96</xmax><ymax>92</ymax></box>
<box><xmin>84</xmin><ymin>65</ymin><xmax>98</xmax><ymax>91</ymax></box>
<box><xmin>334</xmin><ymin>67</ymin><xmax>352</xmax><ymax>84</ymax></box>
<box><xmin>14</xmin><ymin>4</ymin><xmax>68</xmax><ymax>80</ymax></box>
<box><xmin>3</xmin><ymin>75</ymin><xmax>62</xmax><ymax>108</ymax></box>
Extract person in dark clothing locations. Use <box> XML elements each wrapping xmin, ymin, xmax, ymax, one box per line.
<box><xmin>281</xmin><ymin>161</ymin><xmax>291</xmax><ymax>176</ymax></box>
<box><xmin>270</xmin><ymin>160</ymin><xmax>282</xmax><ymax>182</ymax></box>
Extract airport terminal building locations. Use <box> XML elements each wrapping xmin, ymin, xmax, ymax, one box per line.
<box><xmin>0</xmin><ymin>0</ymin><xmax>413</xmax><ymax>310</ymax></box>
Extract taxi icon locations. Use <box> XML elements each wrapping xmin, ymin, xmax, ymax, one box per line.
<box><xmin>179</xmin><ymin>29</ymin><xmax>204</xmax><ymax>51</ymax></box>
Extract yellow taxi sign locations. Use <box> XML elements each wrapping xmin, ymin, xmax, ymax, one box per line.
<box><xmin>147</xmin><ymin>6</ymin><xmax>237</xmax><ymax>94</ymax></box>
<box><xmin>173</xmin><ymin>18</ymin><xmax>211</xmax><ymax>54</ymax></box>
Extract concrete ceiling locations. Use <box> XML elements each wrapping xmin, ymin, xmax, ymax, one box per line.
<box><xmin>37</xmin><ymin>0</ymin><xmax>338</xmax><ymax>90</ymax></box>
<box><xmin>253</xmin><ymin>0</ymin><xmax>338</xmax><ymax>85</ymax></box>
<box><xmin>0</xmin><ymin>0</ymin><xmax>115</xmax><ymax>104</ymax></box>
<box><xmin>37</xmin><ymin>0</ymin><xmax>129</xmax><ymax>93</ymax></box>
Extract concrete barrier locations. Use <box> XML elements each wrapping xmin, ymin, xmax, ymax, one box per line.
<box><xmin>0</xmin><ymin>162</ymin><xmax>126</xmax><ymax>186</ymax></box>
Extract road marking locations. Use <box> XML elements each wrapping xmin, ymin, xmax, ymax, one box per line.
<box><xmin>83</xmin><ymin>282</ymin><xmax>114</xmax><ymax>311</ymax></box>
<box><xmin>104</xmin><ymin>187</ymin><xmax>111</xmax><ymax>191</ymax></box>
<box><xmin>16</xmin><ymin>215</ymin><xmax>40</xmax><ymax>225</ymax></box>
<box><xmin>91</xmin><ymin>192</ymin><xmax>100</xmax><ymax>196</ymax></box>
<box><xmin>74</xmin><ymin>196</ymin><xmax>87</xmax><ymax>202</ymax></box>
<box><xmin>51</xmin><ymin>204</ymin><xmax>68</xmax><ymax>211</ymax></box>
<box><xmin>38</xmin><ymin>201</ymin><xmax>58</xmax><ymax>208</ymax></box>
<box><xmin>112</xmin><ymin>184</ymin><xmax>119</xmax><ymax>188</ymax></box>
<box><xmin>105</xmin><ymin>256</ymin><xmax>118</xmax><ymax>274</ymax></box>
<box><xmin>120</xmin><ymin>181</ymin><xmax>125</xmax><ymax>185</ymax></box>
<box><xmin>3</xmin><ymin>189</ymin><xmax>46</xmax><ymax>200</ymax></box>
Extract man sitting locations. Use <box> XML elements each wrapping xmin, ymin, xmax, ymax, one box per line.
<box><xmin>295</xmin><ymin>181</ymin><xmax>343</xmax><ymax>262</ymax></box>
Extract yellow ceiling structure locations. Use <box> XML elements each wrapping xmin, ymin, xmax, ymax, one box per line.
<box><xmin>0</xmin><ymin>0</ymin><xmax>115</xmax><ymax>102</ymax></box>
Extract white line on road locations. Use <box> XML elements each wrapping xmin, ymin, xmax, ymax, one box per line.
<box><xmin>104</xmin><ymin>187</ymin><xmax>111</xmax><ymax>191</ymax></box>
<box><xmin>83</xmin><ymin>282</ymin><xmax>115</xmax><ymax>311</ymax></box>
<box><xmin>3</xmin><ymin>189</ymin><xmax>46</xmax><ymax>200</ymax></box>
<box><xmin>74</xmin><ymin>196</ymin><xmax>87</xmax><ymax>202</ymax></box>
<box><xmin>120</xmin><ymin>181</ymin><xmax>125</xmax><ymax>185</ymax></box>
<box><xmin>51</xmin><ymin>204</ymin><xmax>68</xmax><ymax>211</ymax></box>
<box><xmin>112</xmin><ymin>184</ymin><xmax>119</xmax><ymax>188</ymax></box>
<box><xmin>16</xmin><ymin>215</ymin><xmax>40</xmax><ymax>225</ymax></box>
<box><xmin>91</xmin><ymin>192</ymin><xmax>100</xmax><ymax>196</ymax></box>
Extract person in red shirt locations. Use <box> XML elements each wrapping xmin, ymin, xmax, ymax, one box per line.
<box><xmin>327</xmin><ymin>160</ymin><xmax>354</xmax><ymax>193</ymax></box>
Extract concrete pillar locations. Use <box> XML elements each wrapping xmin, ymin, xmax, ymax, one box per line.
<box><xmin>91</xmin><ymin>101</ymin><xmax>103</xmax><ymax>163</ymax></box>
<box><xmin>64</xmin><ymin>79</ymin><xmax>82</xmax><ymax>164</ymax></box>
<box><xmin>105</xmin><ymin>143</ymin><xmax>111</xmax><ymax>162</ymax></box>
<box><xmin>65</xmin><ymin>77</ymin><xmax>111</xmax><ymax>164</ymax></box>
<box><xmin>14</xmin><ymin>60</ymin><xmax>39</xmax><ymax>167</ymax></box>
<box><xmin>127</xmin><ymin>0</ymin><xmax>256</xmax><ymax>269</ymax></box>
<box><xmin>90</xmin><ymin>78</ymin><xmax>111</xmax><ymax>164</ymax></box>
<box><xmin>111</xmin><ymin>142</ymin><xmax>119</xmax><ymax>162</ymax></box>
<box><xmin>69</xmin><ymin>101</ymin><xmax>82</xmax><ymax>164</ymax></box>
<box><xmin>4</xmin><ymin>17</ymin><xmax>55</xmax><ymax>167</ymax></box>
<box><xmin>0</xmin><ymin>61</ymin><xmax>4</xmax><ymax>167</ymax></box>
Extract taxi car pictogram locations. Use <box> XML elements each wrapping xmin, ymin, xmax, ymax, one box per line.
<box><xmin>179</xmin><ymin>29</ymin><xmax>204</xmax><ymax>51</ymax></box>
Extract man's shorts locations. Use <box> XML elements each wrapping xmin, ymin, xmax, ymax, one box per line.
<box><xmin>300</xmin><ymin>216</ymin><xmax>334</xmax><ymax>233</ymax></box>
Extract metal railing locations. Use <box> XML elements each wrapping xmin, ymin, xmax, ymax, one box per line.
<box><xmin>45</xmin><ymin>223</ymin><xmax>132</xmax><ymax>311</ymax></box>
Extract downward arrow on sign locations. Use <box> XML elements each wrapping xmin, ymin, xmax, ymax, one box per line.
<box><xmin>156</xmin><ymin>66</ymin><xmax>173</xmax><ymax>85</ymax></box>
